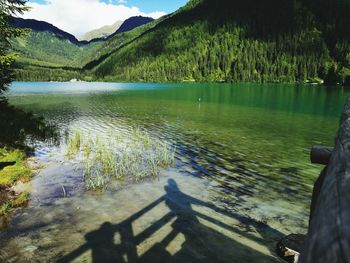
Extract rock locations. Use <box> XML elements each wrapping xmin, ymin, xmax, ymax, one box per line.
<box><xmin>276</xmin><ymin>234</ymin><xmax>305</xmax><ymax>263</ymax></box>
<box><xmin>11</xmin><ymin>181</ymin><xmax>31</xmax><ymax>193</ymax></box>
<box><xmin>22</xmin><ymin>245</ymin><xmax>38</xmax><ymax>253</ymax></box>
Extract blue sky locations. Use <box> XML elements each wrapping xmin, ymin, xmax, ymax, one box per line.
<box><xmin>22</xmin><ymin>0</ymin><xmax>188</xmax><ymax>37</ymax></box>
<box><xmin>28</xmin><ymin>0</ymin><xmax>188</xmax><ymax>14</ymax></box>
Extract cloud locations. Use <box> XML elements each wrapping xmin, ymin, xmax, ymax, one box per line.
<box><xmin>20</xmin><ymin>0</ymin><xmax>166</xmax><ymax>38</ymax></box>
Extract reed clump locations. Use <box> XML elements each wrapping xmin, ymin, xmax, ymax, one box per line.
<box><xmin>65</xmin><ymin>130</ymin><xmax>82</xmax><ymax>157</ymax></box>
<box><xmin>65</xmin><ymin>128</ymin><xmax>176</xmax><ymax>190</ymax></box>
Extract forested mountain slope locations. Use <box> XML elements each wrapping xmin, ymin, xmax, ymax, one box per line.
<box><xmin>12</xmin><ymin>17</ymin><xmax>82</xmax><ymax>45</ymax></box>
<box><xmin>90</xmin><ymin>0</ymin><xmax>350</xmax><ymax>85</ymax></box>
<box><xmin>11</xmin><ymin>17</ymin><xmax>157</xmax><ymax>81</ymax></box>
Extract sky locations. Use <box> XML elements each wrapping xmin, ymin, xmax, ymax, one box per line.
<box><xmin>21</xmin><ymin>0</ymin><xmax>188</xmax><ymax>38</ymax></box>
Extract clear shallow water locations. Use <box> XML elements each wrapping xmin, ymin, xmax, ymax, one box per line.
<box><xmin>0</xmin><ymin>82</ymin><xmax>348</xmax><ymax>262</ymax></box>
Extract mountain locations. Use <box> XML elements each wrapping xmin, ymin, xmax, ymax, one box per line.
<box><xmin>89</xmin><ymin>0</ymin><xmax>350</xmax><ymax>85</ymax></box>
<box><xmin>11</xmin><ymin>16</ymin><xmax>159</xmax><ymax>81</ymax></box>
<box><xmin>80</xmin><ymin>20</ymin><xmax>123</xmax><ymax>41</ymax></box>
<box><xmin>12</xmin><ymin>0</ymin><xmax>350</xmax><ymax>85</ymax></box>
<box><xmin>106</xmin><ymin>16</ymin><xmax>154</xmax><ymax>39</ymax></box>
<box><xmin>11</xmin><ymin>17</ymin><xmax>82</xmax><ymax>46</ymax></box>
<box><xmin>10</xmin><ymin>17</ymin><xmax>103</xmax><ymax>69</ymax></box>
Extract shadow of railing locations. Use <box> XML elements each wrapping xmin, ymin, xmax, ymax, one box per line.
<box><xmin>58</xmin><ymin>179</ymin><xmax>283</xmax><ymax>263</ymax></box>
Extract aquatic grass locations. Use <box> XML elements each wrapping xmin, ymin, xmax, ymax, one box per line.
<box><xmin>161</xmin><ymin>143</ymin><xmax>169</xmax><ymax>167</ymax></box>
<box><xmin>83</xmin><ymin>155</ymin><xmax>110</xmax><ymax>190</ymax></box>
<box><xmin>148</xmin><ymin>153</ymin><xmax>160</xmax><ymax>178</ymax></box>
<box><xmin>66</xmin><ymin>130</ymin><xmax>82</xmax><ymax>157</ymax></box>
<box><xmin>83</xmin><ymin>139</ymin><xmax>93</xmax><ymax>160</ymax></box>
<box><xmin>140</xmin><ymin>131</ymin><xmax>151</xmax><ymax>148</ymax></box>
<box><xmin>85</xmin><ymin>171</ymin><xmax>108</xmax><ymax>190</ymax></box>
<box><xmin>101</xmin><ymin>149</ymin><xmax>117</xmax><ymax>177</ymax></box>
<box><xmin>83</xmin><ymin>157</ymin><xmax>92</xmax><ymax>178</ymax></box>
<box><xmin>169</xmin><ymin>145</ymin><xmax>177</xmax><ymax>166</ymax></box>
<box><xmin>65</xmin><ymin>127</ymin><xmax>177</xmax><ymax>190</ymax></box>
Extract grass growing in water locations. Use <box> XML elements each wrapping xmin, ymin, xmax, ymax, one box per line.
<box><xmin>65</xmin><ymin>130</ymin><xmax>82</xmax><ymax>157</ymax></box>
<box><xmin>65</xmin><ymin>129</ymin><xmax>176</xmax><ymax>190</ymax></box>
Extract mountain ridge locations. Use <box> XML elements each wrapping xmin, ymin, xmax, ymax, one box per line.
<box><xmin>12</xmin><ymin>15</ymin><xmax>155</xmax><ymax>45</ymax></box>
<box><xmin>105</xmin><ymin>16</ymin><xmax>154</xmax><ymax>41</ymax></box>
<box><xmin>11</xmin><ymin>17</ymin><xmax>83</xmax><ymax>45</ymax></box>
<box><xmin>11</xmin><ymin>15</ymin><xmax>160</xmax><ymax>81</ymax></box>
<box><xmin>80</xmin><ymin>20</ymin><xmax>123</xmax><ymax>42</ymax></box>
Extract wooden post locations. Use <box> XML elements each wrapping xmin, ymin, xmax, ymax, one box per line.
<box><xmin>310</xmin><ymin>146</ymin><xmax>333</xmax><ymax>165</ymax></box>
<box><xmin>300</xmin><ymin>96</ymin><xmax>350</xmax><ymax>263</ymax></box>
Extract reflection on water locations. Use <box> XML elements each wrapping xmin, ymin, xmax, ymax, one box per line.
<box><xmin>0</xmin><ymin>82</ymin><xmax>348</xmax><ymax>261</ymax></box>
<box><xmin>0</xmin><ymin>99</ymin><xmax>58</xmax><ymax>149</ymax></box>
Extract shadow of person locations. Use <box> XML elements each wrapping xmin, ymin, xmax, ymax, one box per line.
<box><xmin>58</xmin><ymin>179</ymin><xmax>282</xmax><ymax>263</ymax></box>
<box><xmin>140</xmin><ymin>179</ymin><xmax>278</xmax><ymax>263</ymax></box>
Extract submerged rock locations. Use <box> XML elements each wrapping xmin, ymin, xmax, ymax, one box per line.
<box><xmin>22</xmin><ymin>245</ymin><xmax>38</xmax><ymax>253</ymax></box>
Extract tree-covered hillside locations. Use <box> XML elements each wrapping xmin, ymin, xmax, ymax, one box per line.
<box><xmin>12</xmin><ymin>31</ymin><xmax>102</xmax><ymax>67</ymax></box>
<box><xmin>11</xmin><ymin>17</ymin><xmax>157</xmax><ymax>81</ymax></box>
<box><xmin>90</xmin><ymin>0</ymin><xmax>350</xmax><ymax>85</ymax></box>
<box><xmin>11</xmin><ymin>30</ymin><xmax>102</xmax><ymax>81</ymax></box>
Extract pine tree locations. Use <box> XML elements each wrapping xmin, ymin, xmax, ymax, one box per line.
<box><xmin>0</xmin><ymin>0</ymin><xmax>28</xmax><ymax>94</ymax></box>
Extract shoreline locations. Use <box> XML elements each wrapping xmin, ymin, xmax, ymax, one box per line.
<box><xmin>0</xmin><ymin>148</ymin><xmax>41</xmax><ymax>229</ymax></box>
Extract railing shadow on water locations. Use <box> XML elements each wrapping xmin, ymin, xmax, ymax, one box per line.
<box><xmin>57</xmin><ymin>179</ymin><xmax>284</xmax><ymax>263</ymax></box>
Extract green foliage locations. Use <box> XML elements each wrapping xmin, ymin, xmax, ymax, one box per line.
<box><xmin>0</xmin><ymin>148</ymin><xmax>32</xmax><ymax>186</ymax></box>
<box><xmin>11</xmin><ymin>31</ymin><xmax>102</xmax><ymax>67</ymax></box>
<box><xmin>0</xmin><ymin>203</ymin><xmax>11</xmax><ymax>215</ymax></box>
<box><xmin>12</xmin><ymin>20</ymin><xmax>158</xmax><ymax>81</ymax></box>
<box><xmin>0</xmin><ymin>190</ymin><xmax>30</xmax><ymax>216</ymax></box>
<box><xmin>12</xmin><ymin>191</ymin><xmax>29</xmax><ymax>206</ymax></box>
<box><xmin>0</xmin><ymin>0</ymin><xmax>28</xmax><ymax>93</ymax></box>
<box><xmin>10</xmin><ymin>0</ymin><xmax>350</xmax><ymax>85</ymax></box>
<box><xmin>339</xmin><ymin>67</ymin><xmax>350</xmax><ymax>86</ymax></box>
<box><xmin>88</xmin><ymin>0</ymin><xmax>350</xmax><ymax>85</ymax></box>
<box><xmin>83</xmin><ymin>20</ymin><xmax>159</xmax><ymax>70</ymax></box>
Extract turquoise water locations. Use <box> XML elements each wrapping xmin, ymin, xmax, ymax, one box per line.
<box><xmin>0</xmin><ymin>82</ymin><xmax>348</xmax><ymax>262</ymax></box>
<box><xmin>7</xmin><ymin>82</ymin><xmax>348</xmax><ymax>217</ymax></box>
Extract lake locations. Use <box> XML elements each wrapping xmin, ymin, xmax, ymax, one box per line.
<box><xmin>0</xmin><ymin>82</ymin><xmax>348</xmax><ymax>262</ymax></box>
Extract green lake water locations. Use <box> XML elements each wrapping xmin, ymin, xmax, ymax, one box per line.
<box><xmin>0</xmin><ymin>82</ymin><xmax>348</xmax><ymax>262</ymax></box>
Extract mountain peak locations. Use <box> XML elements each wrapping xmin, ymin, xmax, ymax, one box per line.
<box><xmin>80</xmin><ymin>20</ymin><xmax>123</xmax><ymax>42</ymax></box>
<box><xmin>110</xmin><ymin>16</ymin><xmax>154</xmax><ymax>36</ymax></box>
